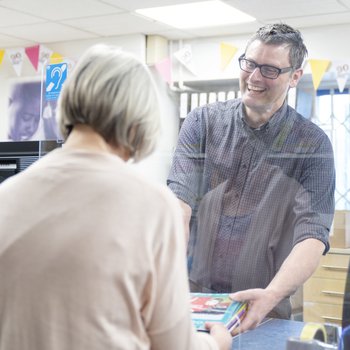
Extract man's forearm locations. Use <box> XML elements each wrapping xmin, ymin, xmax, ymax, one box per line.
<box><xmin>266</xmin><ymin>238</ymin><xmax>325</xmax><ymax>301</ymax></box>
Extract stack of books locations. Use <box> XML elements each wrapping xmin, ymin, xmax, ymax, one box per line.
<box><xmin>190</xmin><ymin>293</ymin><xmax>247</xmax><ymax>332</ymax></box>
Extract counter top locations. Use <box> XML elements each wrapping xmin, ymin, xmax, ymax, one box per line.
<box><xmin>232</xmin><ymin>318</ymin><xmax>305</xmax><ymax>349</ymax></box>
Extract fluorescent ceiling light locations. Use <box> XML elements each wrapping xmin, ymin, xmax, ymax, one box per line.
<box><xmin>135</xmin><ymin>0</ymin><xmax>256</xmax><ymax>29</ymax></box>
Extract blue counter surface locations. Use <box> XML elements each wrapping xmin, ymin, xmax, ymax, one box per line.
<box><xmin>232</xmin><ymin>318</ymin><xmax>305</xmax><ymax>349</ymax></box>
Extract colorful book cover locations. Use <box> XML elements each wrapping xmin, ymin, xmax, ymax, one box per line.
<box><xmin>190</xmin><ymin>293</ymin><xmax>247</xmax><ymax>332</ymax></box>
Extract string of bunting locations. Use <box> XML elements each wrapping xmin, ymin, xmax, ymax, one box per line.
<box><xmin>1</xmin><ymin>42</ymin><xmax>348</xmax><ymax>92</ymax></box>
<box><xmin>0</xmin><ymin>44</ymin><xmax>73</xmax><ymax>77</ymax></box>
<box><xmin>150</xmin><ymin>43</ymin><xmax>349</xmax><ymax>92</ymax></box>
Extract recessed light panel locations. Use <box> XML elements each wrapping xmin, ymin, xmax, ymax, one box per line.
<box><xmin>136</xmin><ymin>0</ymin><xmax>255</xmax><ymax>29</ymax></box>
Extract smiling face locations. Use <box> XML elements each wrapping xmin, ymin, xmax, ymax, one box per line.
<box><xmin>8</xmin><ymin>85</ymin><xmax>41</xmax><ymax>141</ymax></box>
<box><xmin>239</xmin><ymin>40</ymin><xmax>303</xmax><ymax>126</ymax></box>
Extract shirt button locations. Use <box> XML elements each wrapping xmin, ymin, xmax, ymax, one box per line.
<box><xmin>242</xmin><ymin>164</ymin><xmax>247</xmax><ymax>169</ymax></box>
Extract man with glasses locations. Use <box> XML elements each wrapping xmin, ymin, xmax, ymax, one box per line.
<box><xmin>167</xmin><ymin>23</ymin><xmax>335</xmax><ymax>332</ymax></box>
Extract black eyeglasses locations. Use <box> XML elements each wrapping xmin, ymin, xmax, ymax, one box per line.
<box><xmin>238</xmin><ymin>54</ymin><xmax>293</xmax><ymax>79</ymax></box>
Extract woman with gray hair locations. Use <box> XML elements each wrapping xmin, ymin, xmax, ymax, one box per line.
<box><xmin>0</xmin><ymin>44</ymin><xmax>231</xmax><ymax>350</ymax></box>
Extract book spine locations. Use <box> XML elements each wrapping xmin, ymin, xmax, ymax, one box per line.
<box><xmin>226</xmin><ymin>306</ymin><xmax>247</xmax><ymax>332</ymax></box>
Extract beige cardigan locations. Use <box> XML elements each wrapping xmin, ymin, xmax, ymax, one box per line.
<box><xmin>0</xmin><ymin>148</ymin><xmax>218</xmax><ymax>350</ymax></box>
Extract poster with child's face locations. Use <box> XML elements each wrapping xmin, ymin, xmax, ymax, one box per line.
<box><xmin>7</xmin><ymin>80</ymin><xmax>61</xmax><ymax>141</ymax></box>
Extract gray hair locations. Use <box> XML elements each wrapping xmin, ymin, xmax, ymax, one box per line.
<box><xmin>245</xmin><ymin>23</ymin><xmax>308</xmax><ymax>70</ymax></box>
<box><xmin>58</xmin><ymin>44</ymin><xmax>161</xmax><ymax>161</ymax></box>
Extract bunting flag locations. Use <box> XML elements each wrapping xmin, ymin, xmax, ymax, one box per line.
<box><xmin>25</xmin><ymin>44</ymin><xmax>40</xmax><ymax>71</ymax></box>
<box><xmin>173</xmin><ymin>45</ymin><xmax>196</xmax><ymax>75</ymax></box>
<box><xmin>331</xmin><ymin>61</ymin><xmax>350</xmax><ymax>93</ymax></box>
<box><xmin>6</xmin><ymin>47</ymin><xmax>25</xmax><ymax>76</ymax></box>
<box><xmin>0</xmin><ymin>49</ymin><xmax>5</xmax><ymax>66</ymax></box>
<box><xmin>63</xmin><ymin>57</ymin><xmax>76</xmax><ymax>74</ymax></box>
<box><xmin>38</xmin><ymin>45</ymin><xmax>53</xmax><ymax>73</ymax></box>
<box><xmin>50</xmin><ymin>52</ymin><xmax>64</xmax><ymax>64</ymax></box>
<box><xmin>154</xmin><ymin>57</ymin><xmax>172</xmax><ymax>85</ymax></box>
<box><xmin>220</xmin><ymin>43</ymin><xmax>238</xmax><ymax>71</ymax></box>
<box><xmin>308</xmin><ymin>59</ymin><xmax>331</xmax><ymax>91</ymax></box>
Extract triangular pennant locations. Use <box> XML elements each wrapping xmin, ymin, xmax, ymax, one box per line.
<box><xmin>220</xmin><ymin>43</ymin><xmax>238</xmax><ymax>71</ymax></box>
<box><xmin>38</xmin><ymin>45</ymin><xmax>53</xmax><ymax>73</ymax></box>
<box><xmin>63</xmin><ymin>58</ymin><xmax>76</xmax><ymax>74</ymax></box>
<box><xmin>173</xmin><ymin>45</ymin><xmax>197</xmax><ymax>75</ymax></box>
<box><xmin>308</xmin><ymin>59</ymin><xmax>331</xmax><ymax>91</ymax></box>
<box><xmin>50</xmin><ymin>52</ymin><xmax>64</xmax><ymax>64</ymax></box>
<box><xmin>6</xmin><ymin>47</ymin><xmax>25</xmax><ymax>76</ymax></box>
<box><xmin>25</xmin><ymin>45</ymin><xmax>40</xmax><ymax>71</ymax></box>
<box><xmin>0</xmin><ymin>49</ymin><xmax>5</xmax><ymax>66</ymax></box>
<box><xmin>331</xmin><ymin>61</ymin><xmax>350</xmax><ymax>93</ymax></box>
<box><xmin>337</xmin><ymin>75</ymin><xmax>348</xmax><ymax>93</ymax></box>
<box><xmin>154</xmin><ymin>57</ymin><xmax>172</xmax><ymax>85</ymax></box>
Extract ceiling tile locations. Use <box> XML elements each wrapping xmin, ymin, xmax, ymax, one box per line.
<box><xmin>62</xmin><ymin>13</ymin><xmax>173</xmax><ymax>36</ymax></box>
<box><xmin>265</xmin><ymin>12</ymin><xmax>350</xmax><ymax>29</ymax></box>
<box><xmin>0</xmin><ymin>6</ymin><xmax>45</xmax><ymax>27</ymax></box>
<box><xmin>338</xmin><ymin>0</ymin><xmax>350</xmax><ymax>9</ymax></box>
<box><xmin>0</xmin><ymin>0</ymin><xmax>124</xmax><ymax>21</ymax></box>
<box><xmin>225</xmin><ymin>0</ymin><xmax>347</xmax><ymax>20</ymax></box>
<box><xmin>0</xmin><ymin>32</ymin><xmax>35</xmax><ymax>47</ymax></box>
<box><xmin>0</xmin><ymin>22</ymin><xmax>98</xmax><ymax>43</ymax></box>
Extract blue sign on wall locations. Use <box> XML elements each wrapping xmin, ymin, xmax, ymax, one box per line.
<box><xmin>45</xmin><ymin>63</ymin><xmax>67</xmax><ymax>101</ymax></box>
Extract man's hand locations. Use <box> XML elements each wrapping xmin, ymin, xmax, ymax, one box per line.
<box><xmin>230</xmin><ymin>239</ymin><xmax>325</xmax><ymax>334</ymax></box>
<box><xmin>229</xmin><ymin>288</ymin><xmax>280</xmax><ymax>334</ymax></box>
